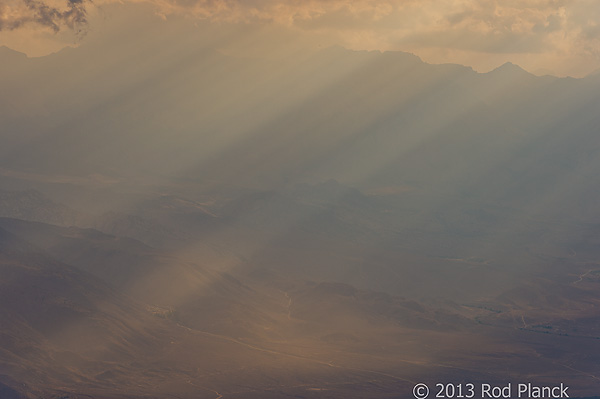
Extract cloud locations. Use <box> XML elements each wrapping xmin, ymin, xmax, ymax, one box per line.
<box><xmin>2</xmin><ymin>0</ymin><xmax>599</xmax><ymax>73</ymax></box>
<box><xmin>0</xmin><ymin>0</ymin><xmax>89</xmax><ymax>34</ymax></box>
<box><xmin>126</xmin><ymin>0</ymin><xmax>596</xmax><ymax>57</ymax></box>
<box><xmin>0</xmin><ymin>0</ymin><xmax>594</xmax><ymax>54</ymax></box>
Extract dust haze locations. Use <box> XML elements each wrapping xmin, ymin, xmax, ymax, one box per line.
<box><xmin>1</xmin><ymin>5</ymin><xmax>600</xmax><ymax>398</ymax></box>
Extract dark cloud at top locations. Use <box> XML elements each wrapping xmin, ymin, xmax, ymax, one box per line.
<box><xmin>0</xmin><ymin>0</ymin><xmax>89</xmax><ymax>34</ymax></box>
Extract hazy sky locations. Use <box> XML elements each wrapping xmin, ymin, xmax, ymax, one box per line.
<box><xmin>1</xmin><ymin>0</ymin><xmax>600</xmax><ymax>76</ymax></box>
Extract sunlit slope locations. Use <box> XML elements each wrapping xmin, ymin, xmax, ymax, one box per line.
<box><xmin>1</xmin><ymin>219</ymin><xmax>599</xmax><ymax>398</ymax></box>
<box><xmin>0</xmin><ymin>224</ymin><xmax>421</xmax><ymax>398</ymax></box>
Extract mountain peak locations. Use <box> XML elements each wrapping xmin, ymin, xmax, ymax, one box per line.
<box><xmin>320</xmin><ymin>45</ymin><xmax>422</xmax><ymax>64</ymax></box>
<box><xmin>490</xmin><ymin>61</ymin><xmax>531</xmax><ymax>75</ymax></box>
<box><xmin>0</xmin><ymin>45</ymin><xmax>28</xmax><ymax>60</ymax></box>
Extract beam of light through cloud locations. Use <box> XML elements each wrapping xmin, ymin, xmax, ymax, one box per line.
<box><xmin>0</xmin><ymin>1</ymin><xmax>599</xmax><ymax>295</ymax></box>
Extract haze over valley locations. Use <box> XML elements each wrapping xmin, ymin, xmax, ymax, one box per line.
<box><xmin>1</xmin><ymin>3</ymin><xmax>600</xmax><ymax>397</ymax></box>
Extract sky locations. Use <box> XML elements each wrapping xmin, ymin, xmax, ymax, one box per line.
<box><xmin>1</xmin><ymin>0</ymin><xmax>600</xmax><ymax>77</ymax></box>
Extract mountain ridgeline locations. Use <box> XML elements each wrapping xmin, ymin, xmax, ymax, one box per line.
<box><xmin>1</xmin><ymin>41</ymin><xmax>600</xmax><ymax>398</ymax></box>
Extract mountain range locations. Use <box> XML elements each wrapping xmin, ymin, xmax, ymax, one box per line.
<box><xmin>1</xmin><ymin>40</ymin><xmax>600</xmax><ymax>397</ymax></box>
